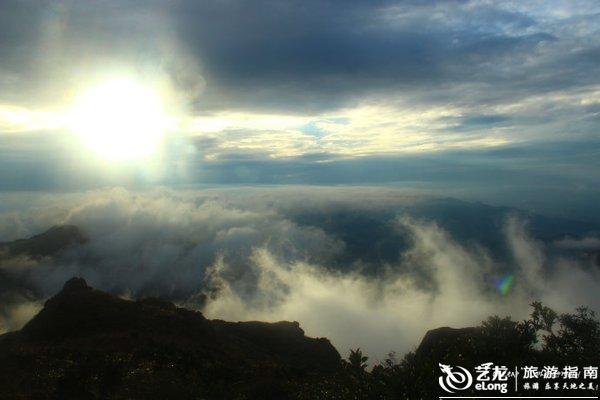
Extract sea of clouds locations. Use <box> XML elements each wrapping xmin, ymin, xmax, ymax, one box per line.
<box><xmin>0</xmin><ymin>186</ymin><xmax>599</xmax><ymax>360</ymax></box>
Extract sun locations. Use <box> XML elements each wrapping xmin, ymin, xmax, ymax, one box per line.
<box><xmin>68</xmin><ymin>79</ymin><xmax>168</xmax><ymax>161</ymax></box>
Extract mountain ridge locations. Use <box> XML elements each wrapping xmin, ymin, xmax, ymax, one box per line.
<box><xmin>0</xmin><ymin>277</ymin><xmax>341</xmax><ymax>399</ymax></box>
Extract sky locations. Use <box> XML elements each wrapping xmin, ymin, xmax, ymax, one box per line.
<box><xmin>0</xmin><ymin>0</ymin><xmax>599</xmax><ymax>358</ymax></box>
<box><xmin>0</xmin><ymin>1</ymin><xmax>598</xmax><ymax>217</ymax></box>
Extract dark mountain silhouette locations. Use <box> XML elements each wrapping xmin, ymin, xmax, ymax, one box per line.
<box><xmin>0</xmin><ymin>225</ymin><xmax>87</xmax><ymax>261</ymax></box>
<box><xmin>415</xmin><ymin>326</ymin><xmax>480</xmax><ymax>357</ymax></box>
<box><xmin>0</xmin><ymin>280</ymin><xmax>598</xmax><ymax>399</ymax></box>
<box><xmin>0</xmin><ymin>225</ymin><xmax>89</xmax><ymax>318</ymax></box>
<box><xmin>0</xmin><ymin>278</ymin><xmax>340</xmax><ymax>399</ymax></box>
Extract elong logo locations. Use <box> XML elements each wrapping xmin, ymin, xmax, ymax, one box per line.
<box><xmin>438</xmin><ymin>363</ymin><xmax>473</xmax><ymax>393</ymax></box>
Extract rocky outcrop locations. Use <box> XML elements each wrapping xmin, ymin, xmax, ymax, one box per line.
<box><xmin>416</xmin><ymin>326</ymin><xmax>481</xmax><ymax>358</ymax></box>
<box><xmin>16</xmin><ymin>277</ymin><xmax>340</xmax><ymax>368</ymax></box>
<box><xmin>0</xmin><ymin>278</ymin><xmax>340</xmax><ymax>399</ymax></box>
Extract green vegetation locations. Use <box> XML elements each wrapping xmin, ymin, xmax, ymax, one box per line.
<box><xmin>295</xmin><ymin>302</ymin><xmax>600</xmax><ymax>399</ymax></box>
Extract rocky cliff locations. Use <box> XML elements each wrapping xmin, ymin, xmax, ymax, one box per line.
<box><xmin>0</xmin><ymin>278</ymin><xmax>340</xmax><ymax>399</ymax></box>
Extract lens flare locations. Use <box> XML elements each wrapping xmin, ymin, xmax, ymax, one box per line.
<box><xmin>496</xmin><ymin>274</ymin><xmax>514</xmax><ymax>296</ymax></box>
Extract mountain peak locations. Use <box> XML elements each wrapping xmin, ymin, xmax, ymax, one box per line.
<box><xmin>0</xmin><ymin>224</ymin><xmax>87</xmax><ymax>261</ymax></box>
<box><xmin>61</xmin><ymin>277</ymin><xmax>90</xmax><ymax>292</ymax></box>
<box><xmin>13</xmin><ymin>277</ymin><xmax>340</xmax><ymax>375</ymax></box>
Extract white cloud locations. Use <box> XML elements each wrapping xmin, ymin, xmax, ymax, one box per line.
<box><xmin>0</xmin><ymin>187</ymin><xmax>598</xmax><ymax>360</ymax></box>
<box><xmin>0</xmin><ymin>301</ymin><xmax>42</xmax><ymax>334</ymax></box>
<box><xmin>554</xmin><ymin>235</ymin><xmax>600</xmax><ymax>250</ymax></box>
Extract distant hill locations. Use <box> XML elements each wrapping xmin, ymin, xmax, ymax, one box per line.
<box><xmin>0</xmin><ymin>225</ymin><xmax>87</xmax><ymax>261</ymax></box>
<box><xmin>0</xmin><ymin>225</ymin><xmax>89</xmax><ymax>317</ymax></box>
<box><xmin>287</xmin><ymin>196</ymin><xmax>599</xmax><ymax>270</ymax></box>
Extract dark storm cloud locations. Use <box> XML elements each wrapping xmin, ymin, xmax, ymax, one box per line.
<box><xmin>172</xmin><ymin>0</ymin><xmax>444</xmax><ymax>110</ymax></box>
<box><xmin>169</xmin><ymin>0</ymin><xmax>567</xmax><ymax>111</ymax></box>
<box><xmin>0</xmin><ymin>0</ymin><xmax>598</xmax><ymax>112</ymax></box>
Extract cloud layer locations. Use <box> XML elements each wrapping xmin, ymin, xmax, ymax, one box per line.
<box><xmin>1</xmin><ymin>187</ymin><xmax>598</xmax><ymax>359</ymax></box>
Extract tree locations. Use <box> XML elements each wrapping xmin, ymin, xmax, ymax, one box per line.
<box><xmin>348</xmin><ymin>348</ymin><xmax>369</xmax><ymax>371</ymax></box>
<box><xmin>530</xmin><ymin>301</ymin><xmax>557</xmax><ymax>333</ymax></box>
<box><xmin>544</xmin><ymin>306</ymin><xmax>600</xmax><ymax>363</ymax></box>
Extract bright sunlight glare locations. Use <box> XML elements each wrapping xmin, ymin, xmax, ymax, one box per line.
<box><xmin>68</xmin><ymin>79</ymin><xmax>168</xmax><ymax>161</ymax></box>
